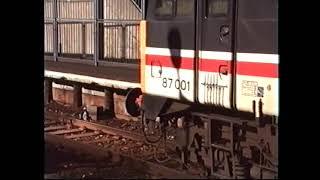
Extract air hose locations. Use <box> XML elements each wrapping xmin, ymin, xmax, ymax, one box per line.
<box><xmin>153</xmin><ymin>131</ymin><xmax>172</xmax><ymax>163</ymax></box>
<box><xmin>141</xmin><ymin>110</ymin><xmax>164</xmax><ymax>143</ymax></box>
<box><xmin>141</xmin><ymin>110</ymin><xmax>173</xmax><ymax>163</ymax></box>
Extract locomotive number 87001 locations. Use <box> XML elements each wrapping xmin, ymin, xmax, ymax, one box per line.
<box><xmin>162</xmin><ymin>77</ymin><xmax>191</xmax><ymax>91</ymax></box>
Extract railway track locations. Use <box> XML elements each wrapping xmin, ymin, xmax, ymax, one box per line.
<box><xmin>45</xmin><ymin>112</ymin><xmax>176</xmax><ymax>147</ymax></box>
<box><xmin>44</xmin><ymin>111</ymin><xmax>207</xmax><ymax>179</ymax></box>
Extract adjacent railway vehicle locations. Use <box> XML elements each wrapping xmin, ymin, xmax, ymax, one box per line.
<box><xmin>130</xmin><ymin>0</ymin><xmax>278</xmax><ymax>178</ymax></box>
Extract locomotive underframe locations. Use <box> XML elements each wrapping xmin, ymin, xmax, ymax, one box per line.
<box><xmin>176</xmin><ymin>112</ymin><xmax>278</xmax><ymax>179</ymax></box>
<box><xmin>142</xmin><ymin>97</ymin><xmax>278</xmax><ymax>179</ymax></box>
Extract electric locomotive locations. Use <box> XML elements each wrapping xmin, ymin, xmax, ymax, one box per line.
<box><xmin>126</xmin><ymin>0</ymin><xmax>278</xmax><ymax>178</ymax></box>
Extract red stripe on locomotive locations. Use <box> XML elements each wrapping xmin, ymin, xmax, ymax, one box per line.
<box><xmin>146</xmin><ymin>54</ymin><xmax>278</xmax><ymax>78</ymax></box>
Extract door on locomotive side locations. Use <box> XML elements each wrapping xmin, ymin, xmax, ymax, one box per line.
<box><xmin>197</xmin><ymin>0</ymin><xmax>235</xmax><ymax>108</ymax></box>
<box><xmin>235</xmin><ymin>0</ymin><xmax>278</xmax><ymax>116</ymax></box>
<box><xmin>144</xmin><ymin>0</ymin><xmax>196</xmax><ymax>102</ymax></box>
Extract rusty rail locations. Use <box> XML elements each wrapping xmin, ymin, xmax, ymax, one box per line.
<box><xmin>45</xmin><ymin>112</ymin><xmax>175</xmax><ymax>148</ymax></box>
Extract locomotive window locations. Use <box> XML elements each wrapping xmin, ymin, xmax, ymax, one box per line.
<box><xmin>207</xmin><ymin>0</ymin><xmax>229</xmax><ymax>17</ymax></box>
<box><xmin>155</xmin><ymin>0</ymin><xmax>174</xmax><ymax>17</ymax></box>
<box><xmin>176</xmin><ymin>0</ymin><xmax>193</xmax><ymax>16</ymax></box>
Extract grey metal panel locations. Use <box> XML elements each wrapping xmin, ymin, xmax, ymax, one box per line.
<box><xmin>237</xmin><ymin>0</ymin><xmax>278</xmax><ymax>54</ymax></box>
<box><xmin>146</xmin><ymin>0</ymin><xmax>195</xmax><ymax>50</ymax></box>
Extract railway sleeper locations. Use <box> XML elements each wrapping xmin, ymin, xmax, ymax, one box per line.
<box><xmin>44</xmin><ymin>125</ymin><xmax>67</xmax><ymax>132</ymax></box>
<box><xmin>49</xmin><ymin>128</ymin><xmax>84</xmax><ymax>135</ymax></box>
<box><xmin>65</xmin><ymin>131</ymin><xmax>100</xmax><ymax>139</ymax></box>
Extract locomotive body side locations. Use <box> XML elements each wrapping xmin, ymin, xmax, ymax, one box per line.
<box><xmin>137</xmin><ymin>1</ymin><xmax>278</xmax><ymax>178</ymax></box>
<box><xmin>141</xmin><ymin>0</ymin><xmax>278</xmax><ymax>117</ymax></box>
